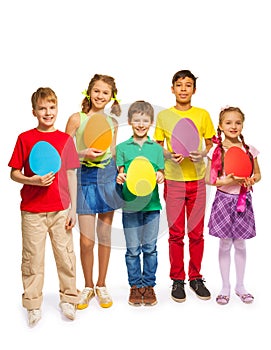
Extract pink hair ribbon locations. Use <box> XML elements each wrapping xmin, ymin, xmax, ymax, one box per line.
<box><xmin>236</xmin><ymin>185</ymin><xmax>247</xmax><ymax>212</ymax></box>
<box><xmin>210</xmin><ymin>136</ymin><xmax>222</xmax><ymax>184</ymax></box>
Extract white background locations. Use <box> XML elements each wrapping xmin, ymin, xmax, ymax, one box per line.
<box><xmin>1</xmin><ymin>0</ymin><xmax>270</xmax><ymax>349</ymax></box>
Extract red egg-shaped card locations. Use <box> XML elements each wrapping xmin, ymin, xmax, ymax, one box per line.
<box><xmin>126</xmin><ymin>156</ymin><xmax>156</xmax><ymax>197</ymax></box>
<box><xmin>29</xmin><ymin>141</ymin><xmax>61</xmax><ymax>176</ymax></box>
<box><xmin>171</xmin><ymin>118</ymin><xmax>200</xmax><ymax>156</ymax></box>
<box><xmin>83</xmin><ymin>113</ymin><xmax>113</xmax><ymax>150</ymax></box>
<box><xmin>224</xmin><ymin>146</ymin><xmax>253</xmax><ymax>177</ymax></box>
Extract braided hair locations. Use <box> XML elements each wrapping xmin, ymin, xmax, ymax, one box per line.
<box><xmin>211</xmin><ymin>106</ymin><xmax>253</xmax><ymax>183</ymax></box>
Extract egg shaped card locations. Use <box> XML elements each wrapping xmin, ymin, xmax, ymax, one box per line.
<box><xmin>171</xmin><ymin>118</ymin><xmax>200</xmax><ymax>157</ymax></box>
<box><xmin>126</xmin><ymin>156</ymin><xmax>157</xmax><ymax>197</ymax></box>
<box><xmin>29</xmin><ymin>141</ymin><xmax>61</xmax><ymax>176</ymax></box>
<box><xmin>224</xmin><ymin>146</ymin><xmax>253</xmax><ymax>177</ymax></box>
<box><xmin>83</xmin><ymin>113</ymin><xmax>113</xmax><ymax>150</ymax></box>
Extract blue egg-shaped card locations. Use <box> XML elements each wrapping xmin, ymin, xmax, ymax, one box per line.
<box><xmin>29</xmin><ymin>141</ymin><xmax>61</xmax><ymax>176</ymax></box>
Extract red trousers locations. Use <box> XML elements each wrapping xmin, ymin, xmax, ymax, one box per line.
<box><xmin>164</xmin><ymin>179</ymin><xmax>206</xmax><ymax>281</ymax></box>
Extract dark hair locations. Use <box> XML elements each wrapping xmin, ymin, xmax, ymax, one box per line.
<box><xmin>31</xmin><ymin>87</ymin><xmax>57</xmax><ymax>109</ymax></box>
<box><xmin>81</xmin><ymin>74</ymin><xmax>121</xmax><ymax>116</ymax></box>
<box><xmin>128</xmin><ymin>100</ymin><xmax>154</xmax><ymax>122</ymax></box>
<box><xmin>172</xmin><ymin>70</ymin><xmax>198</xmax><ymax>88</ymax></box>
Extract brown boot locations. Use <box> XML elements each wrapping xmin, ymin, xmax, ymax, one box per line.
<box><xmin>128</xmin><ymin>286</ymin><xmax>143</xmax><ymax>306</ymax></box>
<box><xmin>142</xmin><ymin>286</ymin><xmax>157</xmax><ymax>306</ymax></box>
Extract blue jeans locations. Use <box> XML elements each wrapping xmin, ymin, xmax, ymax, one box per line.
<box><xmin>122</xmin><ymin>210</ymin><xmax>160</xmax><ymax>288</ymax></box>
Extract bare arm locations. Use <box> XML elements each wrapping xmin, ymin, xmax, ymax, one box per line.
<box><xmin>65</xmin><ymin>112</ymin><xmax>105</xmax><ymax>159</ymax></box>
<box><xmin>156</xmin><ymin>140</ymin><xmax>184</xmax><ymax>163</ymax></box>
<box><xmin>190</xmin><ymin>138</ymin><xmax>213</xmax><ymax>162</ymax></box>
<box><xmin>116</xmin><ymin>165</ymin><xmax>126</xmax><ymax>184</ymax></box>
<box><xmin>10</xmin><ymin>168</ymin><xmax>55</xmax><ymax>186</ymax></box>
<box><xmin>205</xmin><ymin>158</ymin><xmax>251</xmax><ymax>187</ymax></box>
<box><xmin>66</xmin><ymin>169</ymin><xmax>77</xmax><ymax>230</ymax></box>
<box><xmin>110</xmin><ymin>117</ymin><xmax>118</xmax><ymax>159</ymax></box>
<box><xmin>156</xmin><ymin>169</ymin><xmax>164</xmax><ymax>184</ymax></box>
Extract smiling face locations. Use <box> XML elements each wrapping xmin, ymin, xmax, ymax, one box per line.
<box><xmin>171</xmin><ymin>76</ymin><xmax>196</xmax><ymax>106</ymax></box>
<box><xmin>89</xmin><ymin>80</ymin><xmax>112</xmax><ymax>112</ymax></box>
<box><xmin>219</xmin><ymin>110</ymin><xmax>244</xmax><ymax>141</ymax></box>
<box><xmin>129</xmin><ymin>113</ymin><xmax>152</xmax><ymax>140</ymax></box>
<box><xmin>32</xmin><ymin>98</ymin><xmax>58</xmax><ymax>131</ymax></box>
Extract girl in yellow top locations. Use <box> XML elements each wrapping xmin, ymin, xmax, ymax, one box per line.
<box><xmin>65</xmin><ymin>74</ymin><xmax>122</xmax><ymax>309</ymax></box>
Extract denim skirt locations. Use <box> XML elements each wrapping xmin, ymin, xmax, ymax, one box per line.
<box><xmin>77</xmin><ymin>158</ymin><xmax>123</xmax><ymax>214</ymax></box>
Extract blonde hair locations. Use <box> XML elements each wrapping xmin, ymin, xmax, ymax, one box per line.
<box><xmin>31</xmin><ymin>87</ymin><xmax>57</xmax><ymax>110</ymax></box>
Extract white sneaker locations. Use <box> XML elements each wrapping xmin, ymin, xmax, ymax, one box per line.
<box><xmin>28</xmin><ymin>309</ymin><xmax>41</xmax><ymax>327</ymax></box>
<box><xmin>77</xmin><ymin>287</ymin><xmax>95</xmax><ymax>310</ymax></box>
<box><xmin>95</xmin><ymin>286</ymin><xmax>113</xmax><ymax>308</ymax></box>
<box><xmin>59</xmin><ymin>302</ymin><xmax>76</xmax><ymax>320</ymax></box>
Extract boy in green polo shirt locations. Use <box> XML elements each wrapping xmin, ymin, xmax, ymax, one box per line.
<box><xmin>116</xmin><ymin>100</ymin><xmax>164</xmax><ymax>306</ymax></box>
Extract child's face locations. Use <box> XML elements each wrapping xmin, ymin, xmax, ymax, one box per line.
<box><xmin>32</xmin><ymin>98</ymin><xmax>57</xmax><ymax>131</ymax></box>
<box><xmin>129</xmin><ymin>113</ymin><xmax>152</xmax><ymax>139</ymax></box>
<box><xmin>219</xmin><ymin>111</ymin><xmax>244</xmax><ymax>140</ymax></box>
<box><xmin>90</xmin><ymin>80</ymin><xmax>112</xmax><ymax>111</ymax></box>
<box><xmin>171</xmin><ymin>77</ymin><xmax>196</xmax><ymax>104</ymax></box>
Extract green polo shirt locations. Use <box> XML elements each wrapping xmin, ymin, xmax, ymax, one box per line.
<box><xmin>116</xmin><ymin>136</ymin><xmax>164</xmax><ymax>212</ymax></box>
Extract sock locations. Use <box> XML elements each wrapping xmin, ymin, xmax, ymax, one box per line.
<box><xmin>218</xmin><ymin>238</ymin><xmax>232</xmax><ymax>295</ymax></box>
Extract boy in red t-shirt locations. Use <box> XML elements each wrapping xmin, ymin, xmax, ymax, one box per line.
<box><xmin>8</xmin><ymin>87</ymin><xmax>80</xmax><ymax>327</ymax></box>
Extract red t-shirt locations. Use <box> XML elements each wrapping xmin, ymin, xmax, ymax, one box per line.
<box><xmin>8</xmin><ymin>128</ymin><xmax>80</xmax><ymax>212</ymax></box>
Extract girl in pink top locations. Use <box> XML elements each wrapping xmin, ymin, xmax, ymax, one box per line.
<box><xmin>205</xmin><ymin>106</ymin><xmax>261</xmax><ymax>305</ymax></box>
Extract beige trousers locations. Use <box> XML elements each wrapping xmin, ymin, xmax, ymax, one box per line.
<box><xmin>21</xmin><ymin>210</ymin><xmax>79</xmax><ymax>310</ymax></box>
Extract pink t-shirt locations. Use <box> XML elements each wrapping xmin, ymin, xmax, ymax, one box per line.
<box><xmin>207</xmin><ymin>144</ymin><xmax>259</xmax><ymax>194</ymax></box>
<box><xmin>8</xmin><ymin>128</ymin><xmax>80</xmax><ymax>212</ymax></box>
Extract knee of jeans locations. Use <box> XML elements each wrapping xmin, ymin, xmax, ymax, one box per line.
<box><xmin>126</xmin><ymin>245</ymin><xmax>141</xmax><ymax>257</ymax></box>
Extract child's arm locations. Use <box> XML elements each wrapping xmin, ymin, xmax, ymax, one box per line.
<box><xmin>66</xmin><ymin>169</ymin><xmax>77</xmax><ymax>229</ymax></box>
<box><xmin>10</xmin><ymin>168</ymin><xmax>55</xmax><ymax>186</ymax></box>
<box><xmin>243</xmin><ymin>157</ymin><xmax>261</xmax><ymax>187</ymax></box>
<box><xmin>155</xmin><ymin>140</ymin><xmax>184</xmax><ymax>163</ymax></box>
<box><xmin>116</xmin><ymin>166</ymin><xmax>126</xmax><ymax>184</ymax></box>
<box><xmin>110</xmin><ymin>117</ymin><xmax>118</xmax><ymax>160</ymax></box>
<box><xmin>156</xmin><ymin>170</ymin><xmax>164</xmax><ymax>184</ymax></box>
<box><xmin>189</xmin><ymin>138</ymin><xmax>213</xmax><ymax>162</ymax></box>
<box><xmin>205</xmin><ymin>158</ymin><xmax>245</xmax><ymax>187</ymax></box>
<box><xmin>65</xmin><ymin>112</ymin><xmax>105</xmax><ymax>160</ymax></box>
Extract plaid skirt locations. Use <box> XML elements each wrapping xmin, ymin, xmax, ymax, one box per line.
<box><xmin>208</xmin><ymin>190</ymin><xmax>256</xmax><ymax>239</ymax></box>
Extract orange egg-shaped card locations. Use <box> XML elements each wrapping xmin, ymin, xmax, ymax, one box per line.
<box><xmin>83</xmin><ymin>113</ymin><xmax>113</xmax><ymax>150</ymax></box>
<box><xmin>224</xmin><ymin>146</ymin><xmax>253</xmax><ymax>177</ymax></box>
<box><xmin>126</xmin><ymin>156</ymin><xmax>157</xmax><ymax>197</ymax></box>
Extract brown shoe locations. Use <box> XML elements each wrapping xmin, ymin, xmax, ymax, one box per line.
<box><xmin>128</xmin><ymin>286</ymin><xmax>143</xmax><ymax>306</ymax></box>
<box><xmin>142</xmin><ymin>286</ymin><xmax>157</xmax><ymax>306</ymax></box>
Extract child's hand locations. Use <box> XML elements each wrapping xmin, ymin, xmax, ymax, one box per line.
<box><xmin>189</xmin><ymin>151</ymin><xmax>203</xmax><ymax>162</ymax></box>
<box><xmin>65</xmin><ymin>208</ymin><xmax>76</xmax><ymax>230</ymax></box>
<box><xmin>241</xmin><ymin>176</ymin><xmax>257</xmax><ymax>187</ymax></box>
<box><xmin>232</xmin><ymin>175</ymin><xmax>247</xmax><ymax>186</ymax></box>
<box><xmin>116</xmin><ymin>173</ymin><xmax>126</xmax><ymax>184</ymax></box>
<box><xmin>156</xmin><ymin>170</ymin><xmax>164</xmax><ymax>184</ymax></box>
<box><xmin>32</xmin><ymin>172</ymin><xmax>55</xmax><ymax>186</ymax></box>
<box><xmin>82</xmin><ymin>147</ymin><xmax>106</xmax><ymax>159</ymax></box>
<box><xmin>171</xmin><ymin>153</ymin><xmax>184</xmax><ymax>163</ymax></box>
